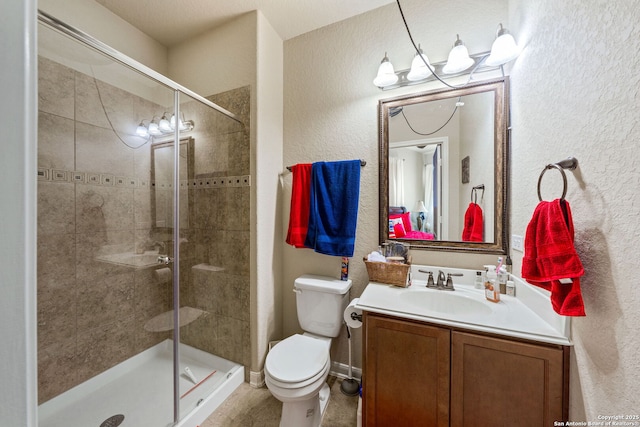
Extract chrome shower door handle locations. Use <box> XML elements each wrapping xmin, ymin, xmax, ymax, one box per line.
<box><xmin>157</xmin><ymin>255</ymin><xmax>173</xmax><ymax>265</ymax></box>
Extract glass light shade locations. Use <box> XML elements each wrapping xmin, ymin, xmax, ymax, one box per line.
<box><xmin>148</xmin><ymin>120</ymin><xmax>161</xmax><ymax>136</ymax></box>
<box><xmin>486</xmin><ymin>26</ymin><xmax>520</xmax><ymax>66</ymax></box>
<box><xmin>373</xmin><ymin>55</ymin><xmax>398</xmax><ymax>87</ymax></box>
<box><xmin>442</xmin><ymin>44</ymin><xmax>474</xmax><ymax>74</ymax></box>
<box><xmin>158</xmin><ymin>115</ymin><xmax>171</xmax><ymax>132</ymax></box>
<box><xmin>407</xmin><ymin>51</ymin><xmax>433</xmax><ymax>81</ymax></box>
<box><xmin>136</xmin><ymin>122</ymin><xmax>149</xmax><ymax>137</ymax></box>
<box><xmin>182</xmin><ymin>120</ymin><xmax>194</xmax><ymax>131</ymax></box>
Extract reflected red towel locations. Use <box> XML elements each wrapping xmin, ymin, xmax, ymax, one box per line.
<box><xmin>286</xmin><ymin>164</ymin><xmax>312</xmax><ymax>248</ymax></box>
<box><xmin>521</xmin><ymin>199</ymin><xmax>586</xmax><ymax>316</ymax></box>
<box><xmin>462</xmin><ymin>202</ymin><xmax>483</xmax><ymax>242</ymax></box>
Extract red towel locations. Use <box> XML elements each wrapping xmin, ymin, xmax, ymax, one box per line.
<box><xmin>462</xmin><ymin>202</ymin><xmax>483</xmax><ymax>241</ymax></box>
<box><xmin>521</xmin><ymin>199</ymin><xmax>586</xmax><ymax>316</ymax></box>
<box><xmin>286</xmin><ymin>164</ymin><xmax>312</xmax><ymax>248</ymax></box>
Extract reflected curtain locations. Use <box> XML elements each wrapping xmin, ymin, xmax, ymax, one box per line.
<box><xmin>423</xmin><ymin>158</ymin><xmax>434</xmax><ymax>233</ymax></box>
<box><xmin>389</xmin><ymin>157</ymin><xmax>405</xmax><ymax>207</ymax></box>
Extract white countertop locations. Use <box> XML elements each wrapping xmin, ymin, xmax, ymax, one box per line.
<box><xmin>356</xmin><ymin>265</ymin><xmax>572</xmax><ymax>346</ymax></box>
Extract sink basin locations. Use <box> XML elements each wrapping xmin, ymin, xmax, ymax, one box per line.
<box><xmin>398</xmin><ymin>289</ymin><xmax>494</xmax><ymax>317</ymax></box>
<box><xmin>356</xmin><ymin>265</ymin><xmax>572</xmax><ymax>346</ymax></box>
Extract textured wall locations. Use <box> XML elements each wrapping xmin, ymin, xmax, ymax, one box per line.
<box><xmin>283</xmin><ymin>0</ymin><xmax>508</xmax><ymax>369</ymax></box>
<box><xmin>509</xmin><ymin>0</ymin><xmax>640</xmax><ymax>419</ymax></box>
<box><xmin>39</xmin><ymin>0</ymin><xmax>168</xmax><ymax>74</ymax></box>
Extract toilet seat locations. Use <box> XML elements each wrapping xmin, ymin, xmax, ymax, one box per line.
<box><xmin>265</xmin><ymin>334</ymin><xmax>329</xmax><ymax>387</ymax></box>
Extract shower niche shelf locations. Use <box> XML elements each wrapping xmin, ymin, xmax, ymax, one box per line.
<box><xmin>144</xmin><ymin>307</ymin><xmax>208</xmax><ymax>332</ymax></box>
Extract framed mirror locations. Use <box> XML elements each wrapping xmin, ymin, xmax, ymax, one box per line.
<box><xmin>151</xmin><ymin>137</ymin><xmax>194</xmax><ymax>230</ymax></box>
<box><xmin>378</xmin><ymin>77</ymin><xmax>509</xmax><ymax>254</ymax></box>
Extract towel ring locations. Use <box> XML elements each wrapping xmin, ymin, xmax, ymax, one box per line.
<box><xmin>537</xmin><ymin>164</ymin><xmax>568</xmax><ymax>201</ymax></box>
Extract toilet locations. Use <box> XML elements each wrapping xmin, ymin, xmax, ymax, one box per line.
<box><xmin>265</xmin><ymin>274</ymin><xmax>352</xmax><ymax>427</ymax></box>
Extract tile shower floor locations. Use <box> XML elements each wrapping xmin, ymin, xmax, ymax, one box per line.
<box><xmin>202</xmin><ymin>376</ymin><xmax>359</xmax><ymax>427</ymax></box>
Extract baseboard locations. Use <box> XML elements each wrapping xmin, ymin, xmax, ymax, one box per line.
<box><xmin>249</xmin><ymin>369</ymin><xmax>265</xmax><ymax>388</ymax></box>
<box><xmin>330</xmin><ymin>361</ymin><xmax>362</xmax><ymax>381</ymax></box>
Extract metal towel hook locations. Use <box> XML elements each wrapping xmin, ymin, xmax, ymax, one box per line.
<box><xmin>471</xmin><ymin>184</ymin><xmax>485</xmax><ymax>204</ymax></box>
<box><xmin>537</xmin><ymin>157</ymin><xmax>578</xmax><ymax>202</ymax></box>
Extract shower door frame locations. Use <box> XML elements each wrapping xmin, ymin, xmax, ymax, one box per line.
<box><xmin>37</xmin><ymin>10</ymin><xmax>243</xmax><ymax>425</ymax></box>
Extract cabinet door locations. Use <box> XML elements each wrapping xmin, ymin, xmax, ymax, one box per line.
<box><xmin>364</xmin><ymin>314</ymin><xmax>450</xmax><ymax>427</ymax></box>
<box><xmin>451</xmin><ymin>331</ymin><xmax>567</xmax><ymax>427</ymax></box>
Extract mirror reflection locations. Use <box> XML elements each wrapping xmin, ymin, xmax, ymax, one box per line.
<box><xmin>379</xmin><ymin>78</ymin><xmax>508</xmax><ymax>254</ymax></box>
<box><xmin>151</xmin><ymin>137</ymin><xmax>194</xmax><ymax>230</ymax></box>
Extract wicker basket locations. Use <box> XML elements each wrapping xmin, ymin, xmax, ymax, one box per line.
<box><xmin>363</xmin><ymin>257</ymin><xmax>411</xmax><ymax>287</ymax></box>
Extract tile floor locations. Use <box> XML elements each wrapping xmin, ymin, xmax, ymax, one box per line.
<box><xmin>202</xmin><ymin>376</ymin><xmax>359</xmax><ymax>426</ymax></box>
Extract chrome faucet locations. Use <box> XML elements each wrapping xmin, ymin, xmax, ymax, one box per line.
<box><xmin>418</xmin><ymin>269</ymin><xmax>463</xmax><ymax>291</ymax></box>
<box><xmin>436</xmin><ymin>270</ymin><xmax>447</xmax><ymax>289</ymax></box>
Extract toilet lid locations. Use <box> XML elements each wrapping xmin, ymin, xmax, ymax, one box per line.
<box><xmin>266</xmin><ymin>334</ymin><xmax>329</xmax><ymax>383</ymax></box>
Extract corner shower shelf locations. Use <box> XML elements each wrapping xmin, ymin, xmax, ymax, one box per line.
<box><xmin>144</xmin><ymin>307</ymin><xmax>208</xmax><ymax>332</ymax></box>
<box><xmin>95</xmin><ymin>251</ymin><xmax>162</xmax><ymax>269</ymax></box>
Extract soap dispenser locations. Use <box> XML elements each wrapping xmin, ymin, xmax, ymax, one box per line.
<box><xmin>484</xmin><ymin>266</ymin><xmax>500</xmax><ymax>303</ymax></box>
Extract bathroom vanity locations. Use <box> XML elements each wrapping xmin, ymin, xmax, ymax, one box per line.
<box><xmin>357</xmin><ymin>266</ymin><xmax>571</xmax><ymax>426</ymax></box>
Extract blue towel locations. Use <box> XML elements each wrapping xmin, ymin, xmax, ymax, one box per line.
<box><xmin>304</xmin><ymin>160</ymin><xmax>361</xmax><ymax>257</ymax></box>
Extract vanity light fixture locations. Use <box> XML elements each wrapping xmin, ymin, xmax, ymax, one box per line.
<box><xmin>373</xmin><ymin>24</ymin><xmax>520</xmax><ymax>90</ymax></box>
<box><xmin>136</xmin><ymin>113</ymin><xmax>195</xmax><ymax>139</ymax></box>
<box><xmin>485</xmin><ymin>24</ymin><xmax>521</xmax><ymax>67</ymax></box>
<box><xmin>442</xmin><ymin>35</ymin><xmax>474</xmax><ymax>74</ymax></box>
<box><xmin>373</xmin><ymin>52</ymin><xmax>399</xmax><ymax>87</ymax></box>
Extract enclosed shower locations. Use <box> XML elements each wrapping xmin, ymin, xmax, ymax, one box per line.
<box><xmin>36</xmin><ymin>11</ymin><xmax>250</xmax><ymax>427</ymax></box>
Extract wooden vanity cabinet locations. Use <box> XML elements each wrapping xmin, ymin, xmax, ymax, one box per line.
<box><xmin>363</xmin><ymin>313</ymin><xmax>451</xmax><ymax>427</ymax></box>
<box><xmin>362</xmin><ymin>312</ymin><xmax>569</xmax><ymax>427</ymax></box>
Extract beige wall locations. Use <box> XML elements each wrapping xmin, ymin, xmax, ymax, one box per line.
<box><xmin>39</xmin><ymin>0</ymin><xmax>168</xmax><ymax>74</ymax></box>
<box><xmin>508</xmin><ymin>0</ymin><xmax>640</xmax><ymax>419</ymax></box>
<box><xmin>282</xmin><ymin>0</ymin><xmax>508</xmax><ymax>372</ymax></box>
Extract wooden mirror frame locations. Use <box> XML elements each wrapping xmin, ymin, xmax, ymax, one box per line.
<box><xmin>378</xmin><ymin>77</ymin><xmax>509</xmax><ymax>254</ymax></box>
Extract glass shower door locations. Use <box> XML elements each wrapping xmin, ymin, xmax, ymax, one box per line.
<box><xmin>37</xmin><ymin>17</ymin><xmax>178</xmax><ymax>427</ymax></box>
<box><xmin>173</xmin><ymin>91</ymin><xmax>248</xmax><ymax>423</ymax></box>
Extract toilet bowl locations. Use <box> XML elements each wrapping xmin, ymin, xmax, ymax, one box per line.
<box><xmin>265</xmin><ymin>334</ymin><xmax>331</xmax><ymax>427</ymax></box>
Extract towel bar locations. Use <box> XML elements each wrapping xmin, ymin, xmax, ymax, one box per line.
<box><xmin>286</xmin><ymin>159</ymin><xmax>366</xmax><ymax>172</ymax></box>
<box><xmin>537</xmin><ymin>157</ymin><xmax>578</xmax><ymax>201</ymax></box>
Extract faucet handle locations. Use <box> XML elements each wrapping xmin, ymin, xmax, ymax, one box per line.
<box><xmin>443</xmin><ymin>273</ymin><xmax>464</xmax><ymax>291</ymax></box>
<box><xmin>418</xmin><ymin>269</ymin><xmax>437</xmax><ymax>288</ymax></box>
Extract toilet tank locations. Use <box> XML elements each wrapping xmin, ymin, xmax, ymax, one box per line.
<box><xmin>294</xmin><ymin>274</ymin><xmax>352</xmax><ymax>338</ymax></box>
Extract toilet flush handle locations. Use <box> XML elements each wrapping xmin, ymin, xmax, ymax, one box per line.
<box><xmin>292</xmin><ymin>288</ymin><xmax>302</xmax><ymax>294</ymax></box>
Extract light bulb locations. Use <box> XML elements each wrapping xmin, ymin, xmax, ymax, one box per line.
<box><xmin>442</xmin><ymin>35</ymin><xmax>474</xmax><ymax>74</ymax></box>
<box><xmin>486</xmin><ymin>24</ymin><xmax>520</xmax><ymax>67</ymax></box>
<box><xmin>158</xmin><ymin>114</ymin><xmax>171</xmax><ymax>132</ymax></box>
<box><xmin>407</xmin><ymin>46</ymin><xmax>433</xmax><ymax>81</ymax></box>
<box><xmin>373</xmin><ymin>53</ymin><xmax>398</xmax><ymax>87</ymax></box>
<box><xmin>136</xmin><ymin>122</ymin><xmax>149</xmax><ymax>137</ymax></box>
<box><xmin>148</xmin><ymin>120</ymin><xmax>161</xmax><ymax>136</ymax></box>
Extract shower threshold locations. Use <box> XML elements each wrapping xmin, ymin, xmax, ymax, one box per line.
<box><xmin>38</xmin><ymin>339</ymin><xmax>244</xmax><ymax>427</ymax></box>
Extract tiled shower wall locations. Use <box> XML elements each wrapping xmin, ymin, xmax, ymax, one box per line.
<box><xmin>37</xmin><ymin>56</ymin><xmax>250</xmax><ymax>403</ymax></box>
<box><xmin>179</xmin><ymin>87</ymin><xmax>251</xmax><ymax>377</ymax></box>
